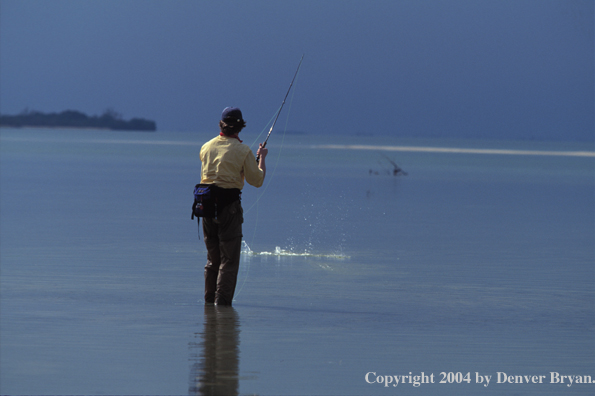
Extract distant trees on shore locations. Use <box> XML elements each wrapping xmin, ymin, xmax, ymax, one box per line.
<box><xmin>0</xmin><ymin>109</ymin><xmax>156</xmax><ymax>131</ymax></box>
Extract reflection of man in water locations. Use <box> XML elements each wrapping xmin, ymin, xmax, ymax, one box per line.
<box><xmin>189</xmin><ymin>306</ymin><xmax>240</xmax><ymax>396</ymax></box>
<box><xmin>199</xmin><ymin>107</ymin><xmax>268</xmax><ymax>306</ymax></box>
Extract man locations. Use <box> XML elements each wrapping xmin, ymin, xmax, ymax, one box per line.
<box><xmin>199</xmin><ymin>107</ymin><xmax>268</xmax><ymax>306</ymax></box>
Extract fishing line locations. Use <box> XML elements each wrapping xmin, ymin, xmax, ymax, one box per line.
<box><xmin>245</xmin><ymin>66</ymin><xmax>301</xmax><ymax>216</ymax></box>
<box><xmin>232</xmin><ymin>109</ymin><xmax>279</xmax><ymax>300</ymax></box>
<box><xmin>234</xmin><ymin>58</ymin><xmax>303</xmax><ymax>299</ymax></box>
<box><xmin>234</xmin><ymin>105</ymin><xmax>293</xmax><ymax>300</ymax></box>
<box><xmin>243</xmin><ymin>56</ymin><xmax>303</xmax><ymax>218</ymax></box>
<box><xmin>256</xmin><ymin>54</ymin><xmax>304</xmax><ymax>163</ymax></box>
<box><xmin>248</xmin><ymin>107</ymin><xmax>280</xmax><ymax>149</ymax></box>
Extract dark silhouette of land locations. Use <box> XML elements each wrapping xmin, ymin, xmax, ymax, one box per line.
<box><xmin>0</xmin><ymin>109</ymin><xmax>156</xmax><ymax>131</ymax></box>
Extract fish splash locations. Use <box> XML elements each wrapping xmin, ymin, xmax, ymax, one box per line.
<box><xmin>241</xmin><ymin>241</ymin><xmax>349</xmax><ymax>259</ymax></box>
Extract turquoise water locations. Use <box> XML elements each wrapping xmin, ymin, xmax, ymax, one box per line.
<box><xmin>1</xmin><ymin>128</ymin><xmax>593</xmax><ymax>395</ymax></box>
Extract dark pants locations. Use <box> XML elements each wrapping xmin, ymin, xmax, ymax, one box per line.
<box><xmin>202</xmin><ymin>200</ymin><xmax>243</xmax><ymax>305</ymax></box>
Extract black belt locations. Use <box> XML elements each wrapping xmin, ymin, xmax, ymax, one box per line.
<box><xmin>215</xmin><ymin>186</ymin><xmax>242</xmax><ymax>210</ymax></box>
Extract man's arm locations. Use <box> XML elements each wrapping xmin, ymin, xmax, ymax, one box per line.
<box><xmin>244</xmin><ymin>144</ymin><xmax>268</xmax><ymax>187</ymax></box>
<box><xmin>256</xmin><ymin>143</ymin><xmax>268</xmax><ymax>180</ymax></box>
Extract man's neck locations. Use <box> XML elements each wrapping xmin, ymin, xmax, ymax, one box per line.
<box><xmin>219</xmin><ymin>132</ymin><xmax>242</xmax><ymax>143</ymax></box>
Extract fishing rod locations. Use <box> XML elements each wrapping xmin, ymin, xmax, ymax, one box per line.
<box><xmin>256</xmin><ymin>54</ymin><xmax>304</xmax><ymax>163</ymax></box>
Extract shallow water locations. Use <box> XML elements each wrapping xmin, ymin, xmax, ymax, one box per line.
<box><xmin>1</xmin><ymin>128</ymin><xmax>593</xmax><ymax>395</ymax></box>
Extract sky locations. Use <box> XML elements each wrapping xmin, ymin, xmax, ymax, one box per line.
<box><xmin>1</xmin><ymin>0</ymin><xmax>593</xmax><ymax>141</ymax></box>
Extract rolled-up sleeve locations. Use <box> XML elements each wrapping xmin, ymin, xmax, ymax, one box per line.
<box><xmin>243</xmin><ymin>150</ymin><xmax>264</xmax><ymax>187</ymax></box>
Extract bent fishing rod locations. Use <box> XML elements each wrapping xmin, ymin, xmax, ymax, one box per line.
<box><xmin>256</xmin><ymin>54</ymin><xmax>304</xmax><ymax>163</ymax></box>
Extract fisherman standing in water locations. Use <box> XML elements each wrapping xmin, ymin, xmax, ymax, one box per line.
<box><xmin>199</xmin><ymin>107</ymin><xmax>268</xmax><ymax>306</ymax></box>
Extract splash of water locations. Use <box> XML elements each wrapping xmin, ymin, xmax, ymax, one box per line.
<box><xmin>241</xmin><ymin>241</ymin><xmax>349</xmax><ymax>259</ymax></box>
<box><xmin>241</xmin><ymin>240</ymin><xmax>254</xmax><ymax>255</ymax></box>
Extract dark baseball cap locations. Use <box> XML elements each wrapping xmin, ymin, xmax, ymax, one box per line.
<box><xmin>221</xmin><ymin>107</ymin><xmax>243</xmax><ymax>122</ymax></box>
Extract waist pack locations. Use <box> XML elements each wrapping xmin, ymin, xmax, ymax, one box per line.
<box><xmin>191</xmin><ymin>184</ymin><xmax>242</xmax><ymax>220</ymax></box>
<box><xmin>191</xmin><ymin>183</ymin><xmax>217</xmax><ymax>220</ymax></box>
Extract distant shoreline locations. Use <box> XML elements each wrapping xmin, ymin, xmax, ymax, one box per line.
<box><xmin>1</xmin><ymin>125</ymin><xmax>112</xmax><ymax>131</ymax></box>
<box><xmin>0</xmin><ymin>109</ymin><xmax>156</xmax><ymax>131</ymax></box>
<box><xmin>0</xmin><ymin>125</ymin><xmax>145</xmax><ymax>132</ymax></box>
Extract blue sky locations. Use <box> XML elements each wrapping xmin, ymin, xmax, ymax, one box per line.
<box><xmin>1</xmin><ymin>0</ymin><xmax>593</xmax><ymax>140</ymax></box>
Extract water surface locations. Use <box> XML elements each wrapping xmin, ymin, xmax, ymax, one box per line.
<box><xmin>1</xmin><ymin>128</ymin><xmax>593</xmax><ymax>395</ymax></box>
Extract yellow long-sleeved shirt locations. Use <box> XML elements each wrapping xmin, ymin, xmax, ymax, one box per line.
<box><xmin>200</xmin><ymin>135</ymin><xmax>264</xmax><ymax>189</ymax></box>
